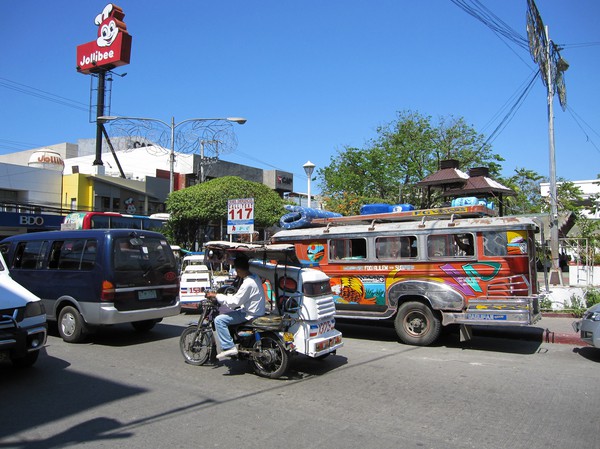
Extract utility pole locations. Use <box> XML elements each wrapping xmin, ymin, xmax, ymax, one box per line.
<box><xmin>526</xmin><ymin>0</ymin><xmax>569</xmax><ymax>285</ymax></box>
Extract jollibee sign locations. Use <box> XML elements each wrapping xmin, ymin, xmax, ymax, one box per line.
<box><xmin>76</xmin><ymin>4</ymin><xmax>132</xmax><ymax>74</ymax></box>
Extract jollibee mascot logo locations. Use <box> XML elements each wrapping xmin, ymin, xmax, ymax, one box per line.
<box><xmin>76</xmin><ymin>3</ymin><xmax>131</xmax><ymax>74</ymax></box>
<box><xmin>95</xmin><ymin>4</ymin><xmax>126</xmax><ymax>47</ymax></box>
<box><xmin>124</xmin><ymin>198</ymin><xmax>136</xmax><ymax>214</ymax></box>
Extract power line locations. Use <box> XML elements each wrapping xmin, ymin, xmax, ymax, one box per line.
<box><xmin>480</xmin><ymin>69</ymin><xmax>539</xmax><ymax>134</ymax></box>
<box><xmin>480</xmin><ymin>69</ymin><xmax>539</xmax><ymax>148</ymax></box>
<box><xmin>0</xmin><ymin>77</ymin><xmax>89</xmax><ymax>112</ymax></box>
<box><xmin>450</xmin><ymin>0</ymin><xmax>529</xmax><ymax>50</ymax></box>
<box><xmin>566</xmin><ymin>106</ymin><xmax>600</xmax><ymax>155</ymax></box>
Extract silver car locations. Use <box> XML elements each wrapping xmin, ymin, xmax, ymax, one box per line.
<box><xmin>573</xmin><ymin>303</ymin><xmax>600</xmax><ymax>348</ymax></box>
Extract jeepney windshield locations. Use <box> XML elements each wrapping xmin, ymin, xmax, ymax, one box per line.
<box><xmin>483</xmin><ymin>230</ymin><xmax>528</xmax><ymax>256</ymax></box>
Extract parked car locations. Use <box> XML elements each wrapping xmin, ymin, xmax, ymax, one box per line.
<box><xmin>0</xmin><ymin>251</ymin><xmax>47</xmax><ymax>367</ymax></box>
<box><xmin>0</xmin><ymin>229</ymin><xmax>180</xmax><ymax>343</ymax></box>
<box><xmin>572</xmin><ymin>303</ymin><xmax>600</xmax><ymax>348</ymax></box>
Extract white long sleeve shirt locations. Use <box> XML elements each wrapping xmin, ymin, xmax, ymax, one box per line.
<box><xmin>216</xmin><ymin>273</ymin><xmax>266</xmax><ymax>320</ymax></box>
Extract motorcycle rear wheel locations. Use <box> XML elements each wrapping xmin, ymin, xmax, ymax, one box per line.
<box><xmin>251</xmin><ymin>333</ymin><xmax>290</xmax><ymax>379</ymax></box>
<box><xmin>180</xmin><ymin>326</ymin><xmax>214</xmax><ymax>365</ymax></box>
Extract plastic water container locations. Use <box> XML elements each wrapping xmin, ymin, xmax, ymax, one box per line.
<box><xmin>391</xmin><ymin>204</ymin><xmax>415</xmax><ymax>212</ymax></box>
<box><xmin>451</xmin><ymin>197</ymin><xmax>479</xmax><ymax>207</ymax></box>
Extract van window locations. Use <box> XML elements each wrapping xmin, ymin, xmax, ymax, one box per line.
<box><xmin>329</xmin><ymin>238</ymin><xmax>367</xmax><ymax>260</ymax></box>
<box><xmin>427</xmin><ymin>233</ymin><xmax>474</xmax><ymax>258</ymax></box>
<box><xmin>14</xmin><ymin>241</ymin><xmax>47</xmax><ymax>269</ymax></box>
<box><xmin>81</xmin><ymin>240</ymin><xmax>98</xmax><ymax>270</ymax></box>
<box><xmin>376</xmin><ymin>236</ymin><xmax>417</xmax><ymax>259</ymax></box>
<box><xmin>114</xmin><ymin>236</ymin><xmax>175</xmax><ymax>271</ymax></box>
<box><xmin>48</xmin><ymin>239</ymin><xmax>90</xmax><ymax>270</ymax></box>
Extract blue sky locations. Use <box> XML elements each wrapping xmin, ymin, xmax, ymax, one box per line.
<box><xmin>2</xmin><ymin>1</ymin><xmax>599</xmax><ymax>193</ymax></box>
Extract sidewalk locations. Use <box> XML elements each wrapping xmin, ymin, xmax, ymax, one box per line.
<box><xmin>472</xmin><ymin>315</ymin><xmax>586</xmax><ymax>346</ymax></box>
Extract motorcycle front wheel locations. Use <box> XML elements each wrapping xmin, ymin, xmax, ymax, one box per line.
<box><xmin>251</xmin><ymin>333</ymin><xmax>290</xmax><ymax>379</ymax></box>
<box><xmin>180</xmin><ymin>326</ymin><xmax>214</xmax><ymax>366</ymax></box>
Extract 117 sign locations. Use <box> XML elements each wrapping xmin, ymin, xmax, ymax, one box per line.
<box><xmin>227</xmin><ymin>198</ymin><xmax>254</xmax><ymax>235</ymax></box>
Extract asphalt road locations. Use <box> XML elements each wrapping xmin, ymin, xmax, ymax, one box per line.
<box><xmin>1</xmin><ymin>314</ymin><xmax>598</xmax><ymax>449</ymax></box>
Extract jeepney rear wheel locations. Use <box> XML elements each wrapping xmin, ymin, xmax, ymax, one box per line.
<box><xmin>394</xmin><ymin>301</ymin><xmax>441</xmax><ymax>346</ymax></box>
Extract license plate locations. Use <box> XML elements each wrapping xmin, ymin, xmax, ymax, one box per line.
<box><xmin>283</xmin><ymin>332</ymin><xmax>294</xmax><ymax>342</ymax></box>
<box><xmin>138</xmin><ymin>289</ymin><xmax>157</xmax><ymax>300</ymax></box>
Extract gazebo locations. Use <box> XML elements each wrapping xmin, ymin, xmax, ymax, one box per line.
<box><xmin>417</xmin><ymin>160</ymin><xmax>515</xmax><ymax>216</ymax></box>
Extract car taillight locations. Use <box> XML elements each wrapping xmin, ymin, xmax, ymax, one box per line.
<box><xmin>101</xmin><ymin>280</ymin><xmax>115</xmax><ymax>301</ymax></box>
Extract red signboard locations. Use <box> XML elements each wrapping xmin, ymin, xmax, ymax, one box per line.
<box><xmin>76</xmin><ymin>4</ymin><xmax>132</xmax><ymax>74</ymax></box>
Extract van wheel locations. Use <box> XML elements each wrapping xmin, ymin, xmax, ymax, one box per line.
<box><xmin>131</xmin><ymin>319</ymin><xmax>160</xmax><ymax>332</ymax></box>
<box><xmin>58</xmin><ymin>306</ymin><xmax>86</xmax><ymax>343</ymax></box>
<box><xmin>394</xmin><ymin>301</ymin><xmax>441</xmax><ymax>346</ymax></box>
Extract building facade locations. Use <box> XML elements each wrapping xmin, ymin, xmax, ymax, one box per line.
<box><xmin>0</xmin><ymin>139</ymin><xmax>294</xmax><ymax>238</ymax></box>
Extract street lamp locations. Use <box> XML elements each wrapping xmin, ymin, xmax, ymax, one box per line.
<box><xmin>303</xmin><ymin>160</ymin><xmax>316</xmax><ymax>208</ymax></box>
<box><xmin>98</xmin><ymin>115</ymin><xmax>246</xmax><ymax>193</ymax></box>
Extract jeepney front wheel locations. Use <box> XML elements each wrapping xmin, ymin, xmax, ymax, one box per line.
<box><xmin>394</xmin><ymin>301</ymin><xmax>441</xmax><ymax>346</ymax></box>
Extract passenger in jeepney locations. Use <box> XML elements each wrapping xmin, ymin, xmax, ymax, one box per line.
<box><xmin>454</xmin><ymin>234</ymin><xmax>474</xmax><ymax>256</ymax></box>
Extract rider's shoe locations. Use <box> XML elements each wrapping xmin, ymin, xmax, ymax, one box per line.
<box><xmin>216</xmin><ymin>346</ymin><xmax>238</xmax><ymax>360</ymax></box>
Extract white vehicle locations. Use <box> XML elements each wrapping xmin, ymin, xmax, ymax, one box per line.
<box><xmin>180</xmin><ymin>254</ymin><xmax>205</xmax><ymax>273</ymax></box>
<box><xmin>179</xmin><ymin>255</ymin><xmax>213</xmax><ymax>312</ymax></box>
<box><xmin>0</xmin><ymin>251</ymin><xmax>47</xmax><ymax>367</ymax></box>
<box><xmin>250</xmin><ymin>258</ymin><xmax>343</xmax><ymax>358</ymax></box>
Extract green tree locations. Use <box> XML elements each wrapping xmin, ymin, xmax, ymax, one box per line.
<box><xmin>165</xmin><ymin>176</ymin><xmax>286</xmax><ymax>249</ymax></box>
<box><xmin>502</xmin><ymin>167</ymin><xmax>545</xmax><ymax>215</ymax></box>
<box><xmin>318</xmin><ymin>110</ymin><xmax>504</xmax><ymax>213</ymax></box>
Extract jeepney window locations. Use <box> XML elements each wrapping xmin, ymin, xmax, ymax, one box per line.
<box><xmin>376</xmin><ymin>236</ymin><xmax>417</xmax><ymax>259</ymax></box>
<box><xmin>329</xmin><ymin>238</ymin><xmax>367</xmax><ymax>260</ymax></box>
<box><xmin>427</xmin><ymin>233</ymin><xmax>474</xmax><ymax>258</ymax></box>
<box><xmin>483</xmin><ymin>230</ymin><xmax>528</xmax><ymax>256</ymax></box>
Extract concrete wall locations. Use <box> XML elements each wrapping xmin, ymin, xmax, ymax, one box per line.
<box><xmin>0</xmin><ymin>162</ymin><xmax>62</xmax><ymax>208</ymax></box>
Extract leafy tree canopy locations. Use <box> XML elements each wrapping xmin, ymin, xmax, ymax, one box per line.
<box><xmin>165</xmin><ymin>176</ymin><xmax>286</xmax><ymax>248</ymax></box>
<box><xmin>318</xmin><ymin>110</ymin><xmax>504</xmax><ymax>213</ymax></box>
<box><xmin>502</xmin><ymin>167</ymin><xmax>546</xmax><ymax>215</ymax></box>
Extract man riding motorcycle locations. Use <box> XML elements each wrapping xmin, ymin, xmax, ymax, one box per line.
<box><xmin>206</xmin><ymin>256</ymin><xmax>266</xmax><ymax>360</ymax></box>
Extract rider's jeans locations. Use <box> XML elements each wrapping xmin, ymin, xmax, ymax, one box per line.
<box><xmin>215</xmin><ymin>310</ymin><xmax>248</xmax><ymax>350</ymax></box>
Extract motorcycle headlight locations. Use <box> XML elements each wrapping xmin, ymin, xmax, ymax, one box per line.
<box><xmin>24</xmin><ymin>301</ymin><xmax>45</xmax><ymax>318</ymax></box>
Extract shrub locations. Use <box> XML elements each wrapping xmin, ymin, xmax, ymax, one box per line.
<box><xmin>565</xmin><ymin>294</ymin><xmax>586</xmax><ymax>317</ymax></box>
<box><xmin>585</xmin><ymin>287</ymin><xmax>600</xmax><ymax>308</ymax></box>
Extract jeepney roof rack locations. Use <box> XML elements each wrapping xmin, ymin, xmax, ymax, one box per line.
<box><xmin>310</xmin><ymin>204</ymin><xmax>497</xmax><ymax>227</ymax></box>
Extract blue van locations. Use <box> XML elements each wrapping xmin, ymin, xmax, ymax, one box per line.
<box><xmin>0</xmin><ymin>229</ymin><xmax>180</xmax><ymax>343</ymax></box>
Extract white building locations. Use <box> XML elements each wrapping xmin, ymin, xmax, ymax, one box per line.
<box><xmin>540</xmin><ymin>179</ymin><xmax>600</xmax><ymax>218</ymax></box>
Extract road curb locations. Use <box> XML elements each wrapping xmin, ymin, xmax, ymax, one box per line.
<box><xmin>543</xmin><ymin>330</ymin><xmax>586</xmax><ymax>346</ymax></box>
<box><xmin>472</xmin><ymin>326</ymin><xmax>586</xmax><ymax>346</ymax></box>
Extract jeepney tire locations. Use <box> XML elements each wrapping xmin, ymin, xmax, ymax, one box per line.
<box><xmin>58</xmin><ymin>306</ymin><xmax>86</xmax><ymax>343</ymax></box>
<box><xmin>11</xmin><ymin>350</ymin><xmax>40</xmax><ymax>368</ymax></box>
<box><xmin>394</xmin><ymin>301</ymin><xmax>442</xmax><ymax>346</ymax></box>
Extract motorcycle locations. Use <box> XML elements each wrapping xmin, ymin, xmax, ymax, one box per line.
<box><xmin>179</xmin><ymin>293</ymin><xmax>300</xmax><ymax>379</ymax></box>
<box><xmin>179</xmin><ymin>240</ymin><xmax>343</xmax><ymax>379</ymax></box>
